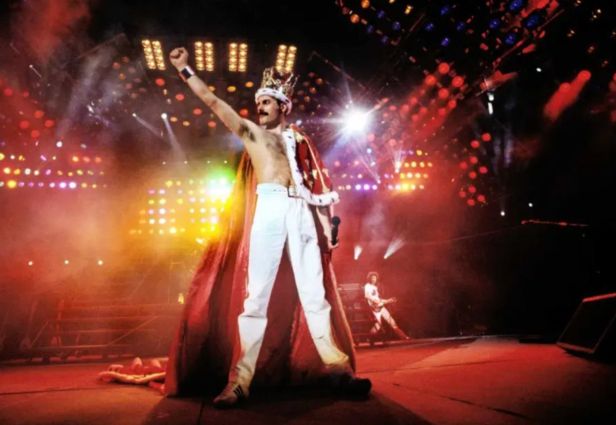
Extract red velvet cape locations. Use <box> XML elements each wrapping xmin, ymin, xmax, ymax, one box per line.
<box><xmin>164</xmin><ymin>154</ymin><xmax>356</xmax><ymax>396</ymax></box>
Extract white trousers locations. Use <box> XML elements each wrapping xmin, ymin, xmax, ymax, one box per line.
<box><xmin>370</xmin><ymin>307</ymin><xmax>398</xmax><ymax>333</ymax></box>
<box><xmin>232</xmin><ymin>183</ymin><xmax>350</xmax><ymax>387</ymax></box>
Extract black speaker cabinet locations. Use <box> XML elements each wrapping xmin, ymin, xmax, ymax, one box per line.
<box><xmin>558</xmin><ymin>292</ymin><xmax>616</xmax><ymax>358</ymax></box>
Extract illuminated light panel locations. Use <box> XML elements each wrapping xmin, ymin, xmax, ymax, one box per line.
<box><xmin>238</xmin><ymin>43</ymin><xmax>248</xmax><ymax>72</ymax></box>
<box><xmin>194</xmin><ymin>41</ymin><xmax>215</xmax><ymax>72</ymax></box>
<box><xmin>141</xmin><ymin>39</ymin><xmax>166</xmax><ymax>70</ymax></box>
<box><xmin>275</xmin><ymin>44</ymin><xmax>298</xmax><ymax>74</ymax></box>
<box><xmin>228</xmin><ymin>42</ymin><xmax>247</xmax><ymax>72</ymax></box>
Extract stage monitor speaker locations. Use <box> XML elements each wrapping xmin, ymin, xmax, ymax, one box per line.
<box><xmin>557</xmin><ymin>292</ymin><xmax>616</xmax><ymax>359</ymax></box>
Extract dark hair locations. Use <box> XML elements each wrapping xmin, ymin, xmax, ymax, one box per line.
<box><xmin>367</xmin><ymin>271</ymin><xmax>379</xmax><ymax>281</ymax></box>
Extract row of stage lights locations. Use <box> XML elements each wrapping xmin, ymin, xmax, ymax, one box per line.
<box><xmin>337</xmin><ymin>183</ymin><xmax>426</xmax><ymax>192</ymax></box>
<box><xmin>0</xmin><ymin>181</ymin><xmax>104</xmax><ymax>190</ymax></box>
<box><xmin>131</xmin><ymin>177</ymin><xmax>233</xmax><ymax>237</ymax></box>
<box><xmin>0</xmin><ymin>152</ymin><xmax>106</xmax><ymax>190</ymax></box>
<box><xmin>141</xmin><ymin>40</ymin><xmax>298</xmax><ymax>74</ymax></box>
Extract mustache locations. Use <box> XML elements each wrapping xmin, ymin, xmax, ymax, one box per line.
<box><xmin>258</xmin><ymin>111</ymin><xmax>268</xmax><ymax>116</ymax></box>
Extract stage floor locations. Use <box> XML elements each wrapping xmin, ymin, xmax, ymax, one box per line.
<box><xmin>1</xmin><ymin>337</ymin><xmax>615</xmax><ymax>425</ymax></box>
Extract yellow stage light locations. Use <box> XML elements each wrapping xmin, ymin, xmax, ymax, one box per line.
<box><xmin>276</xmin><ymin>44</ymin><xmax>298</xmax><ymax>74</ymax></box>
<box><xmin>7</xmin><ymin>180</ymin><xmax>17</xmax><ymax>189</ymax></box>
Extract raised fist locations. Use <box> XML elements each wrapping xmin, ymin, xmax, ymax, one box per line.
<box><xmin>169</xmin><ymin>47</ymin><xmax>189</xmax><ymax>70</ymax></box>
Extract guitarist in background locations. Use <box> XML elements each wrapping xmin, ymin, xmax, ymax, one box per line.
<box><xmin>364</xmin><ymin>272</ymin><xmax>410</xmax><ymax>340</ymax></box>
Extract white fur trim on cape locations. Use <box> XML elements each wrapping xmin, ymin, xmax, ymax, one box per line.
<box><xmin>255</xmin><ymin>88</ymin><xmax>293</xmax><ymax>115</ymax></box>
<box><xmin>282</xmin><ymin>128</ymin><xmax>339</xmax><ymax>206</ymax></box>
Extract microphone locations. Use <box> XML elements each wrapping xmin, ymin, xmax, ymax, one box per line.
<box><xmin>331</xmin><ymin>216</ymin><xmax>341</xmax><ymax>246</ymax></box>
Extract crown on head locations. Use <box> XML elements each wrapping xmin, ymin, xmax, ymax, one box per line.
<box><xmin>259</xmin><ymin>67</ymin><xmax>298</xmax><ymax>100</ymax></box>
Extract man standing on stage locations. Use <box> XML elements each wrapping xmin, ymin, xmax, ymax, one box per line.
<box><xmin>364</xmin><ymin>272</ymin><xmax>410</xmax><ymax>340</ymax></box>
<box><xmin>168</xmin><ymin>47</ymin><xmax>370</xmax><ymax>407</ymax></box>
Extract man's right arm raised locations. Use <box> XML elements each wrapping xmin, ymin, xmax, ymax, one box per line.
<box><xmin>169</xmin><ymin>47</ymin><xmax>256</xmax><ymax>141</ymax></box>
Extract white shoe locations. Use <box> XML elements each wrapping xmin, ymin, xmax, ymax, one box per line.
<box><xmin>213</xmin><ymin>382</ymin><xmax>249</xmax><ymax>408</ymax></box>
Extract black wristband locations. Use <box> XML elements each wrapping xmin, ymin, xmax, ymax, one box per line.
<box><xmin>179</xmin><ymin>66</ymin><xmax>195</xmax><ymax>82</ymax></box>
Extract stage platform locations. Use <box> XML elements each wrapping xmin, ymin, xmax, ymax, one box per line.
<box><xmin>1</xmin><ymin>336</ymin><xmax>614</xmax><ymax>424</ymax></box>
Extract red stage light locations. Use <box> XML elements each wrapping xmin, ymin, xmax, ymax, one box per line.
<box><xmin>452</xmin><ymin>76</ymin><xmax>464</xmax><ymax>88</ymax></box>
<box><xmin>3</xmin><ymin>88</ymin><xmax>13</xmax><ymax>97</ymax></box>
<box><xmin>34</xmin><ymin>110</ymin><xmax>45</xmax><ymax>119</ymax></box>
<box><xmin>469</xmin><ymin>156</ymin><xmax>479</xmax><ymax>164</ymax></box>
<box><xmin>175</xmin><ymin>93</ymin><xmax>185</xmax><ymax>101</ymax></box>
<box><xmin>459</xmin><ymin>161</ymin><xmax>468</xmax><ymax>170</ymax></box>
<box><xmin>578</xmin><ymin>70</ymin><xmax>591</xmax><ymax>82</ymax></box>
<box><xmin>208</xmin><ymin>121</ymin><xmax>217</xmax><ymax>128</ymax></box>
<box><xmin>438</xmin><ymin>88</ymin><xmax>449</xmax><ymax>99</ymax></box>
<box><xmin>468</xmin><ymin>185</ymin><xmax>477</xmax><ymax>194</ymax></box>
<box><xmin>477</xmin><ymin>194</ymin><xmax>486</xmax><ymax>203</ymax></box>
<box><xmin>409</xmin><ymin>96</ymin><xmax>418</xmax><ymax>105</ymax></box>
<box><xmin>469</xmin><ymin>171</ymin><xmax>478</xmax><ymax>179</ymax></box>
<box><xmin>448</xmin><ymin>99</ymin><xmax>457</xmax><ymax>109</ymax></box>
<box><xmin>44</xmin><ymin>120</ymin><xmax>55</xmax><ymax>128</ymax></box>
<box><xmin>193</xmin><ymin>108</ymin><xmax>203</xmax><ymax>116</ymax></box>
<box><xmin>155</xmin><ymin>78</ymin><xmax>166</xmax><ymax>87</ymax></box>
<box><xmin>479</xmin><ymin>166</ymin><xmax>488</xmax><ymax>174</ymax></box>
<box><xmin>438</xmin><ymin>107</ymin><xmax>447</xmax><ymax>116</ymax></box>
<box><xmin>239</xmin><ymin>108</ymin><xmax>249</xmax><ymax>117</ymax></box>
<box><xmin>437</xmin><ymin>63</ymin><xmax>450</xmax><ymax>75</ymax></box>
<box><xmin>467</xmin><ymin>199</ymin><xmax>476</xmax><ymax>206</ymax></box>
<box><xmin>459</xmin><ymin>190</ymin><xmax>467</xmax><ymax>198</ymax></box>
<box><xmin>19</xmin><ymin>120</ymin><xmax>30</xmax><ymax>130</ymax></box>
<box><xmin>425</xmin><ymin>74</ymin><xmax>437</xmax><ymax>86</ymax></box>
<box><xmin>481</xmin><ymin>133</ymin><xmax>492</xmax><ymax>142</ymax></box>
<box><xmin>470</xmin><ymin>140</ymin><xmax>480</xmax><ymax>149</ymax></box>
<box><xmin>30</xmin><ymin>130</ymin><xmax>40</xmax><ymax>139</ymax></box>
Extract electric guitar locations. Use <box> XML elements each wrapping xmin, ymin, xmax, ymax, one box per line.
<box><xmin>368</xmin><ymin>297</ymin><xmax>397</xmax><ymax>313</ymax></box>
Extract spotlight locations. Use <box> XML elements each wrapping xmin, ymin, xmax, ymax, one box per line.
<box><xmin>161</xmin><ymin>112</ymin><xmax>168</xmax><ymax>120</ymax></box>
<box><xmin>500</xmin><ymin>210</ymin><xmax>506</xmax><ymax>217</ymax></box>
<box><xmin>342</xmin><ymin>108</ymin><xmax>371</xmax><ymax>134</ymax></box>
<box><xmin>536</xmin><ymin>67</ymin><xmax>542</xmax><ymax>72</ymax></box>
<box><xmin>132</xmin><ymin>112</ymin><xmax>137</xmax><ymax>117</ymax></box>
<box><xmin>383</xmin><ymin>236</ymin><xmax>405</xmax><ymax>259</ymax></box>
<box><xmin>354</xmin><ymin>245</ymin><xmax>363</xmax><ymax>260</ymax></box>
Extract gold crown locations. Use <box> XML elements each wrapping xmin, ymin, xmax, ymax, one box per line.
<box><xmin>259</xmin><ymin>67</ymin><xmax>298</xmax><ymax>100</ymax></box>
